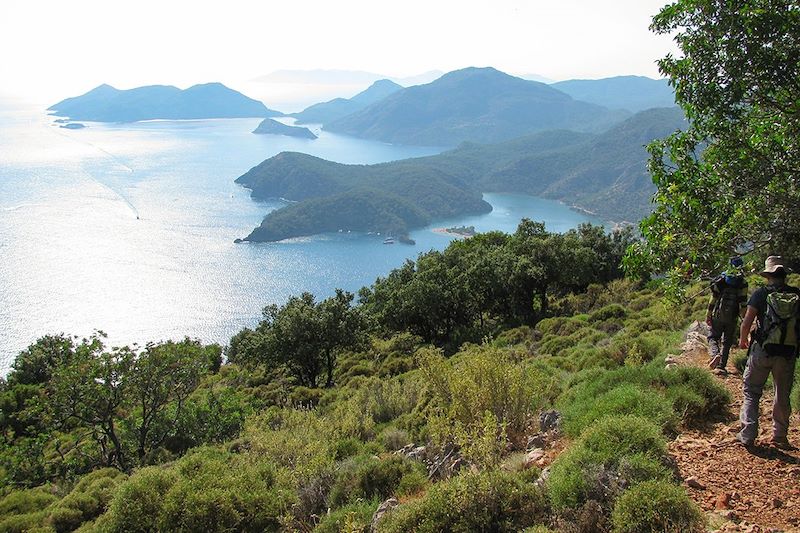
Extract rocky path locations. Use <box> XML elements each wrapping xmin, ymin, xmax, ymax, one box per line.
<box><xmin>669</xmin><ymin>323</ymin><xmax>800</xmax><ymax>532</ymax></box>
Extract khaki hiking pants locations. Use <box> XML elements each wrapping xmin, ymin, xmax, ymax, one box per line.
<box><xmin>739</xmin><ymin>341</ymin><xmax>797</xmax><ymax>443</ymax></box>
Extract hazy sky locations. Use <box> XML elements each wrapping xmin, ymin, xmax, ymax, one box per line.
<box><xmin>0</xmin><ymin>0</ymin><xmax>677</xmax><ymax>108</ymax></box>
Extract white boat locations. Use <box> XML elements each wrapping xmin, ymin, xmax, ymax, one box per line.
<box><xmin>383</xmin><ymin>237</ymin><xmax>395</xmax><ymax>244</ymax></box>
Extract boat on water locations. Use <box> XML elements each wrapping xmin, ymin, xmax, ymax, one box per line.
<box><xmin>383</xmin><ymin>237</ymin><xmax>395</xmax><ymax>244</ymax></box>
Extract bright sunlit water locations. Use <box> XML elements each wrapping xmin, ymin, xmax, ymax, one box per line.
<box><xmin>0</xmin><ymin>99</ymin><xmax>602</xmax><ymax>374</ymax></box>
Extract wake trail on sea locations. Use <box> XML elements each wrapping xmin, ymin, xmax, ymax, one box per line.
<box><xmin>50</xmin><ymin>125</ymin><xmax>140</xmax><ymax>220</ymax></box>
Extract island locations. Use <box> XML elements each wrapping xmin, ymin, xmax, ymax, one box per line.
<box><xmin>48</xmin><ymin>82</ymin><xmax>281</xmax><ymax>122</ymax></box>
<box><xmin>434</xmin><ymin>225</ymin><xmax>476</xmax><ymax>238</ymax></box>
<box><xmin>252</xmin><ymin>118</ymin><xmax>317</xmax><ymax>139</ymax></box>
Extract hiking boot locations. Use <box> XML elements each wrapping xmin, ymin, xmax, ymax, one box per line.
<box><xmin>712</xmin><ymin>367</ymin><xmax>728</xmax><ymax>376</ymax></box>
<box><xmin>770</xmin><ymin>437</ymin><xmax>795</xmax><ymax>450</ymax></box>
<box><xmin>708</xmin><ymin>355</ymin><xmax>721</xmax><ymax>369</ymax></box>
<box><xmin>736</xmin><ymin>432</ymin><xmax>755</xmax><ymax>448</ymax></box>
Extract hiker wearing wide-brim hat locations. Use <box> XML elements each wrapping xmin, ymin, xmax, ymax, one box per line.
<box><xmin>760</xmin><ymin>255</ymin><xmax>792</xmax><ymax>277</ymax></box>
<box><xmin>737</xmin><ymin>255</ymin><xmax>800</xmax><ymax>450</ymax></box>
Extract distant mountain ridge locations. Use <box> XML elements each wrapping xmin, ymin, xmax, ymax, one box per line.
<box><xmin>49</xmin><ymin>83</ymin><xmax>280</xmax><ymax>122</ymax></box>
<box><xmin>324</xmin><ymin>67</ymin><xmax>630</xmax><ymax>146</ymax></box>
<box><xmin>291</xmin><ymin>79</ymin><xmax>403</xmax><ymax>125</ymax></box>
<box><xmin>552</xmin><ymin>76</ymin><xmax>675</xmax><ymax>113</ymax></box>
<box><xmin>237</xmin><ymin>106</ymin><xmax>686</xmax><ymax>242</ymax></box>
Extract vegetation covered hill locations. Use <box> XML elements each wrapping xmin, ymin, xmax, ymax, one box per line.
<box><xmin>237</xmin><ymin>106</ymin><xmax>685</xmax><ymax>241</ymax></box>
<box><xmin>48</xmin><ymin>83</ymin><xmax>281</xmax><ymax>122</ymax></box>
<box><xmin>324</xmin><ymin>67</ymin><xmax>630</xmax><ymax>146</ymax></box>
<box><xmin>237</xmin><ymin>152</ymin><xmax>491</xmax><ymax>242</ymax></box>
<box><xmin>551</xmin><ymin>76</ymin><xmax>675</xmax><ymax>113</ymax></box>
<box><xmin>252</xmin><ymin>118</ymin><xmax>317</xmax><ymax>139</ymax></box>
<box><xmin>1</xmin><ymin>221</ymin><xmax>745</xmax><ymax>532</ymax></box>
<box><xmin>291</xmin><ymin>79</ymin><xmax>403</xmax><ymax>125</ymax></box>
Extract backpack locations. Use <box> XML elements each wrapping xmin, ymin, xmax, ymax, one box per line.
<box><xmin>711</xmin><ymin>276</ymin><xmax>743</xmax><ymax>323</ymax></box>
<box><xmin>759</xmin><ymin>289</ymin><xmax>800</xmax><ymax>356</ymax></box>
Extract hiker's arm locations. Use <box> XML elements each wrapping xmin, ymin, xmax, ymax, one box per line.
<box><xmin>739</xmin><ymin>306</ymin><xmax>757</xmax><ymax>349</ymax></box>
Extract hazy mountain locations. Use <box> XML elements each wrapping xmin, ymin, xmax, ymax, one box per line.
<box><xmin>551</xmin><ymin>76</ymin><xmax>675</xmax><ymax>113</ymax></box>
<box><xmin>252</xmin><ymin>118</ymin><xmax>317</xmax><ymax>139</ymax></box>
<box><xmin>237</xmin><ymin>106</ymin><xmax>685</xmax><ymax>241</ymax></box>
<box><xmin>291</xmin><ymin>79</ymin><xmax>403</xmax><ymax>125</ymax></box>
<box><xmin>48</xmin><ymin>83</ymin><xmax>280</xmax><ymax>122</ymax></box>
<box><xmin>250</xmin><ymin>69</ymin><xmax>443</xmax><ymax>87</ymax></box>
<box><xmin>324</xmin><ymin>67</ymin><xmax>629</xmax><ymax>146</ymax></box>
<box><xmin>482</xmin><ymin>106</ymin><xmax>686</xmax><ymax>222</ymax></box>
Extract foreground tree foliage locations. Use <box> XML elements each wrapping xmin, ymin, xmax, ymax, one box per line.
<box><xmin>629</xmin><ymin>0</ymin><xmax>800</xmax><ymax>280</ymax></box>
<box><xmin>228</xmin><ymin>290</ymin><xmax>368</xmax><ymax>387</ymax></box>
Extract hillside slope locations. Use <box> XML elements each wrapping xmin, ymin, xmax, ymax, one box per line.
<box><xmin>552</xmin><ymin>76</ymin><xmax>675</xmax><ymax>113</ymax></box>
<box><xmin>291</xmin><ymin>79</ymin><xmax>403</xmax><ymax>125</ymax></box>
<box><xmin>324</xmin><ymin>67</ymin><xmax>629</xmax><ymax>146</ymax></box>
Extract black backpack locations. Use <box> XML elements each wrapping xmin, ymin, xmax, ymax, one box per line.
<box><xmin>711</xmin><ymin>276</ymin><xmax>743</xmax><ymax>323</ymax></box>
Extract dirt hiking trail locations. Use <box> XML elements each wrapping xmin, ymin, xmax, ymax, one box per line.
<box><xmin>670</xmin><ymin>322</ymin><xmax>800</xmax><ymax>532</ymax></box>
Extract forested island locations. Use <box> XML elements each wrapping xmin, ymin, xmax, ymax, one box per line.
<box><xmin>237</xmin><ymin>106</ymin><xmax>685</xmax><ymax>242</ymax></box>
<box><xmin>48</xmin><ymin>83</ymin><xmax>280</xmax><ymax>122</ymax></box>
<box><xmin>252</xmin><ymin>118</ymin><xmax>317</xmax><ymax>139</ymax></box>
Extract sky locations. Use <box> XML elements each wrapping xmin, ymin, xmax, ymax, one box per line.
<box><xmin>0</xmin><ymin>0</ymin><xmax>677</xmax><ymax>110</ymax></box>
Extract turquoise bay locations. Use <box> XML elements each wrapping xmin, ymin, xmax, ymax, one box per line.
<box><xmin>0</xmin><ymin>101</ymin><xmax>601</xmax><ymax>372</ymax></box>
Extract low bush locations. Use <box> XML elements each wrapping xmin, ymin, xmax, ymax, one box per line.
<box><xmin>611</xmin><ymin>480</ymin><xmax>704</xmax><ymax>533</ymax></box>
<box><xmin>0</xmin><ymin>487</ymin><xmax>57</xmax><ymax>518</ymax></box>
<box><xmin>46</xmin><ymin>467</ymin><xmax>127</xmax><ymax>531</ymax></box>
<box><xmin>559</xmin><ymin>383</ymin><xmax>677</xmax><ymax>438</ymax></box>
<box><xmin>420</xmin><ymin>345</ymin><xmax>555</xmax><ymax>460</ymax></box>
<box><xmin>102</xmin><ymin>447</ymin><xmax>295</xmax><ymax>533</ymax></box>
<box><xmin>328</xmin><ymin>455</ymin><xmax>425</xmax><ymax>507</ymax></box>
<box><xmin>548</xmin><ymin>416</ymin><xmax>670</xmax><ymax>511</ymax></box>
<box><xmin>315</xmin><ymin>498</ymin><xmax>378</xmax><ymax>533</ymax></box>
<box><xmin>379</xmin><ymin>470</ymin><xmax>549</xmax><ymax>533</ymax></box>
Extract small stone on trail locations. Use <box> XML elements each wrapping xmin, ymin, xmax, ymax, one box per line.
<box><xmin>715</xmin><ymin>492</ymin><xmax>732</xmax><ymax>510</ymax></box>
<box><xmin>686</xmin><ymin>476</ymin><xmax>706</xmax><ymax>490</ymax></box>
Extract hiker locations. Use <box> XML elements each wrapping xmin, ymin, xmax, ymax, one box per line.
<box><xmin>706</xmin><ymin>256</ymin><xmax>748</xmax><ymax>375</ymax></box>
<box><xmin>737</xmin><ymin>256</ymin><xmax>800</xmax><ymax>449</ymax></box>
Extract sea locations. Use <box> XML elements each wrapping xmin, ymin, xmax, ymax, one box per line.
<box><xmin>0</xmin><ymin>98</ymin><xmax>603</xmax><ymax>374</ymax></box>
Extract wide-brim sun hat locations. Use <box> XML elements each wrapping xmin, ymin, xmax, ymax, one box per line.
<box><xmin>760</xmin><ymin>255</ymin><xmax>791</xmax><ymax>276</ymax></box>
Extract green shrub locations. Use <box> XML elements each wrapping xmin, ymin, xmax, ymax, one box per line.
<box><xmin>548</xmin><ymin>416</ymin><xmax>669</xmax><ymax>511</ymax></box>
<box><xmin>659</xmin><ymin>366</ymin><xmax>731</xmax><ymax>425</ymax></box>
<box><xmin>419</xmin><ymin>346</ymin><xmax>555</xmax><ymax>462</ymax></box>
<box><xmin>492</xmin><ymin>326</ymin><xmax>534</xmax><ymax>348</ymax></box>
<box><xmin>379</xmin><ymin>470</ymin><xmax>548</xmax><ymax>533</ymax></box>
<box><xmin>101</xmin><ymin>466</ymin><xmax>178</xmax><ymax>533</ymax></box>
<box><xmin>0</xmin><ymin>487</ymin><xmax>57</xmax><ymax>518</ymax></box>
<box><xmin>589</xmin><ymin>304</ymin><xmax>629</xmax><ymax>322</ymax></box>
<box><xmin>46</xmin><ymin>467</ymin><xmax>127</xmax><ymax>532</ymax></box>
<box><xmin>315</xmin><ymin>498</ymin><xmax>378</xmax><ymax>533</ymax></box>
<box><xmin>560</xmin><ymin>383</ymin><xmax>677</xmax><ymax>438</ymax></box>
<box><xmin>0</xmin><ymin>510</ymin><xmax>52</xmax><ymax>533</ymax></box>
<box><xmin>287</xmin><ymin>386</ymin><xmax>324</xmax><ymax>407</ymax></box>
<box><xmin>611</xmin><ymin>480</ymin><xmax>704</xmax><ymax>533</ymax></box>
<box><xmin>329</xmin><ymin>455</ymin><xmax>425</xmax><ymax>508</ymax></box>
<box><xmin>379</xmin><ymin>427</ymin><xmax>411</xmax><ymax>451</ymax></box>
